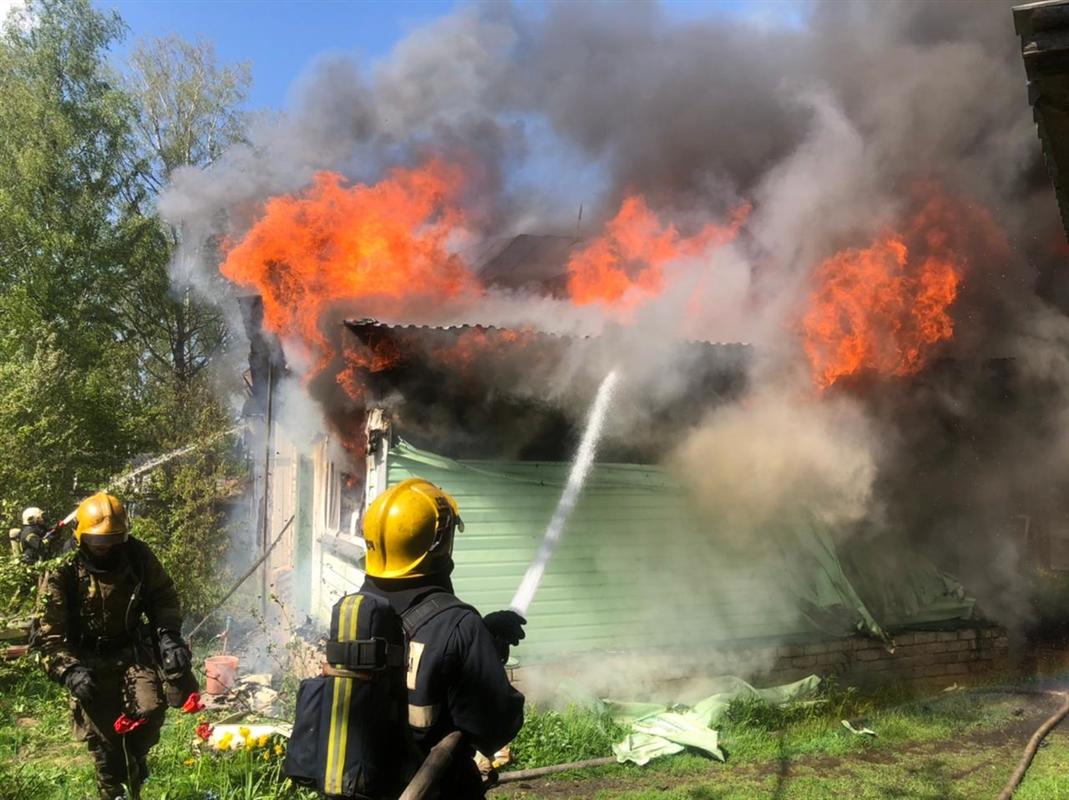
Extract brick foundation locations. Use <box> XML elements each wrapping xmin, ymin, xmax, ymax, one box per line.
<box><xmin>760</xmin><ymin>627</ymin><xmax>1010</xmax><ymax>687</ymax></box>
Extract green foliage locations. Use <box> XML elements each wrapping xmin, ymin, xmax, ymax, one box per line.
<box><xmin>131</xmin><ymin>378</ymin><xmax>245</xmax><ymax>619</ymax></box>
<box><xmin>0</xmin><ymin>557</ymin><xmax>36</xmax><ymax>621</ymax></box>
<box><xmin>720</xmin><ymin>678</ymin><xmax>899</xmax><ymax>735</ymax></box>
<box><xmin>150</xmin><ymin>714</ymin><xmax>313</xmax><ymax>800</ymax></box>
<box><xmin>0</xmin><ymin>333</ymin><xmax>142</xmax><ymax>525</ymax></box>
<box><xmin>510</xmin><ymin>705</ymin><xmax>629</xmax><ymax>769</ymax></box>
<box><xmin>0</xmin><ymin>0</ymin><xmax>151</xmax><ymax>534</ymax></box>
<box><xmin>0</xmin><ymin>662</ymin><xmax>1061</xmax><ymax>800</ymax></box>
<box><xmin>126</xmin><ymin>34</ymin><xmax>250</xmax><ymax>190</ymax></box>
<box><xmin>0</xmin><ymin>0</ymin><xmax>149</xmax><ymax>353</ymax></box>
<box><xmin>0</xmin><ymin>0</ymin><xmax>251</xmax><ymax>626</ymax></box>
<box><xmin>115</xmin><ymin>32</ymin><xmax>249</xmax><ymax>389</ymax></box>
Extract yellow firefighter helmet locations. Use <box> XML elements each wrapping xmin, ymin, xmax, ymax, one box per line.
<box><xmin>362</xmin><ymin>478</ymin><xmax>463</xmax><ymax>579</ymax></box>
<box><xmin>74</xmin><ymin>492</ymin><xmax>129</xmax><ymax>548</ymax></box>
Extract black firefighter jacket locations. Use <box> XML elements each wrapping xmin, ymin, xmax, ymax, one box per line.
<box><xmin>364</xmin><ymin>575</ymin><xmax>525</xmax><ymax>799</ymax></box>
<box><xmin>36</xmin><ymin>537</ymin><xmax>183</xmax><ymax>683</ymax></box>
<box><xmin>19</xmin><ymin>522</ymin><xmax>49</xmax><ymax>564</ymax></box>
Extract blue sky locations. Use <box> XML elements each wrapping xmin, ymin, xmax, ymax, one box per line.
<box><xmin>94</xmin><ymin>0</ymin><xmax>800</xmax><ymax>110</ymax></box>
<box><xmin>99</xmin><ymin>0</ymin><xmax>459</xmax><ymax>108</ymax></box>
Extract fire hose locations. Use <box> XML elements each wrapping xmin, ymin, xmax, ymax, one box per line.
<box><xmin>52</xmin><ymin>425</ymin><xmax>245</xmax><ymax>533</ymax></box>
<box><xmin>187</xmin><ymin>515</ymin><xmax>294</xmax><ymax>641</ymax></box>
<box><xmin>399</xmin><ymin>731</ymin><xmax>464</xmax><ymax>800</ymax></box>
<box><xmin>995</xmin><ymin>689</ymin><xmax>1069</xmax><ymax>800</ymax></box>
<box><xmin>493</xmin><ymin>757</ymin><xmax>617</xmax><ymax>784</ymax></box>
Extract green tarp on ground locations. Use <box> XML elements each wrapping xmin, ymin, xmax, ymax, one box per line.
<box><xmin>561</xmin><ymin>674</ymin><xmax>824</xmax><ymax>765</ymax></box>
<box><xmin>609</xmin><ymin>674</ymin><xmax>823</xmax><ymax>765</ymax></box>
<box><xmin>387</xmin><ymin>440</ymin><xmax>975</xmax><ymax>660</ymax></box>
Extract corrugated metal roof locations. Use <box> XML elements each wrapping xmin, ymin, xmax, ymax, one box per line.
<box><xmin>345</xmin><ymin>317</ymin><xmax>752</xmax><ymax>349</ymax></box>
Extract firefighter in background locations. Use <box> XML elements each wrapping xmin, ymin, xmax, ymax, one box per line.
<box><xmin>17</xmin><ymin>506</ymin><xmax>65</xmax><ymax>564</ymax></box>
<box><xmin>362</xmin><ymin>478</ymin><xmax>526</xmax><ymax>798</ymax></box>
<box><xmin>36</xmin><ymin>492</ymin><xmax>193</xmax><ymax>800</ymax></box>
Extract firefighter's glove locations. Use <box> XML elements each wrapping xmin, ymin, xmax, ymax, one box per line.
<box><xmin>64</xmin><ymin>666</ymin><xmax>96</xmax><ymax>703</ymax></box>
<box><xmin>42</xmin><ymin>522</ymin><xmax>62</xmax><ymax>547</ymax></box>
<box><xmin>484</xmin><ymin>610</ymin><xmax>526</xmax><ymax>646</ymax></box>
<box><xmin>484</xmin><ymin>610</ymin><xmax>526</xmax><ymax>662</ymax></box>
<box><xmin>158</xmin><ymin>630</ymin><xmax>192</xmax><ymax>675</ymax></box>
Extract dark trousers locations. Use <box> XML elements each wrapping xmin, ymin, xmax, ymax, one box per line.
<box><xmin>70</xmin><ymin>650</ymin><xmax>165</xmax><ymax>800</ymax></box>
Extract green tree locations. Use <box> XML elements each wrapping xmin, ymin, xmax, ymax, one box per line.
<box><xmin>114</xmin><ymin>34</ymin><xmax>252</xmax><ymax>616</ymax></box>
<box><xmin>0</xmin><ymin>0</ymin><xmax>149</xmax><ymax>359</ymax></box>
<box><xmin>0</xmin><ymin>3</ymin><xmax>248</xmax><ymax>623</ymax></box>
<box><xmin>119</xmin><ymin>35</ymin><xmax>249</xmax><ymax>387</ymax></box>
<box><xmin>131</xmin><ymin>380</ymin><xmax>244</xmax><ymax>618</ymax></box>
<box><xmin>0</xmin><ymin>0</ymin><xmax>149</xmax><ymax>523</ymax></box>
<box><xmin>126</xmin><ymin>35</ymin><xmax>249</xmax><ymax>195</ymax></box>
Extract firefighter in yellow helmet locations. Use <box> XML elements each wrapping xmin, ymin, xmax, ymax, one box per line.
<box><xmin>35</xmin><ymin>493</ymin><xmax>195</xmax><ymax>800</ymax></box>
<box><xmin>362</xmin><ymin>478</ymin><xmax>525</xmax><ymax>798</ymax></box>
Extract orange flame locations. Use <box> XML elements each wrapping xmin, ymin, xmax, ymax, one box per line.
<box><xmin>427</xmin><ymin>328</ymin><xmax>537</xmax><ymax>379</ymax></box>
<box><xmin>566</xmin><ymin>195</ymin><xmax>748</xmax><ymax>308</ymax></box>
<box><xmin>220</xmin><ymin>160</ymin><xmax>478</xmax><ymax>379</ymax></box>
<box><xmin>802</xmin><ymin>206</ymin><xmax>964</xmax><ymax>389</ymax></box>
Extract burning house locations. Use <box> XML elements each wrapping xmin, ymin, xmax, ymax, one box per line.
<box><xmin>238</xmin><ymin>220</ymin><xmax>1007</xmax><ymax>692</ymax></box>
<box><xmin>158</xmin><ymin>2</ymin><xmax>1069</xmax><ymax>694</ymax></box>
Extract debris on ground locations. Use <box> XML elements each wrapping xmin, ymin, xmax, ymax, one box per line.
<box><xmin>841</xmin><ymin>720</ymin><xmax>876</xmax><ymax>736</ymax></box>
<box><xmin>604</xmin><ymin>674</ymin><xmax>823</xmax><ymax>766</ymax></box>
<box><xmin>201</xmin><ymin>671</ymin><xmax>281</xmax><ymax>715</ymax></box>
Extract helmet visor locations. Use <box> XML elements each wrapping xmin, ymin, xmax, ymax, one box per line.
<box><xmin>81</xmin><ymin>532</ymin><xmax>126</xmax><ymax>555</ymax></box>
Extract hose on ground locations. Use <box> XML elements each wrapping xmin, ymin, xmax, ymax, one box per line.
<box><xmin>494</xmin><ymin>756</ymin><xmax>618</xmax><ymax>785</ymax></box>
<box><xmin>996</xmin><ymin>690</ymin><xmax>1069</xmax><ymax>800</ymax></box>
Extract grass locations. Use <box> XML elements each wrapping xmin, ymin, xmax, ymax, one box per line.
<box><xmin>0</xmin><ymin>659</ymin><xmax>316</xmax><ymax>800</ymax></box>
<box><xmin>4</xmin><ymin>656</ymin><xmax>1069</xmax><ymax>800</ymax></box>
<box><xmin>511</xmin><ymin>706</ymin><xmax>630</xmax><ymax>768</ymax></box>
<box><xmin>494</xmin><ymin>680</ymin><xmax>1069</xmax><ymax>799</ymax></box>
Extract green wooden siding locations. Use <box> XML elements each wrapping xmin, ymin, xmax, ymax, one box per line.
<box><xmin>388</xmin><ymin>442</ymin><xmax>824</xmax><ymax>661</ymax></box>
<box><xmin>378</xmin><ymin>440</ymin><xmax>974</xmax><ymax>662</ymax></box>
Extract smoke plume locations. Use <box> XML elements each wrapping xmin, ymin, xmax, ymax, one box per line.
<box><xmin>161</xmin><ymin>0</ymin><xmax>1069</xmax><ymax>642</ymax></box>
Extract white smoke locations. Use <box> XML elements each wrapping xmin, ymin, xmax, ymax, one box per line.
<box><xmin>670</xmin><ymin>387</ymin><xmax>879</xmax><ymax>538</ymax></box>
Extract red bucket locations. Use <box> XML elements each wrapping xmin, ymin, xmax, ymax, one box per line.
<box><xmin>204</xmin><ymin>655</ymin><xmax>239</xmax><ymax>695</ymax></box>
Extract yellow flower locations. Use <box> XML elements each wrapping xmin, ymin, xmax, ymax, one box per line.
<box><xmin>238</xmin><ymin>726</ymin><xmax>251</xmax><ymax>740</ymax></box>
<box><xmin>257</xmin><ymin>734</ymin><xmax>270</xmax><ymax>748</ymax></box>
<box><xmin>245</xmin><ymin>737</ymin><xmax>256</xmax><ymax>751</ymax></box>
<box><xmin>218</xmin><ymin>732</ymin><xmax>234</xmax><ymax>749</ymax></box>
<box><xmin>183</xmin><ymin>758</ymin><xmax>196</xmax><ymax>767</ymax></box>
<box><xmin>262</xmin><ymin>751</ymin><xmax>270</xmax><ymax>761</ymax></box>
<box><xmin>273</xmin><ymin>744</ymin><xmax>285</xmax><ymax>757</ymax></box>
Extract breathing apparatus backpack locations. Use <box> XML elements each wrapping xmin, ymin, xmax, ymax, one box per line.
<box><xmin>285</xmin><ymin>590</ymin><xmax>471</xmax><ymax>799</ymax></box>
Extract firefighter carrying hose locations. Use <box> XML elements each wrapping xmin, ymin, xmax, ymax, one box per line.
<box><xmin>285</xmin><ymin>478</ymin><xmax>525</xmax><ymax>800</ymax></box>
<box><xmin>16</xmin><ymin>505</ymin><xmax>68</xmax><ymax>564</ymax></box>
<box><xmin>362</xmin><ymin>478</ymin><xmax>526</xmax><ymax>797</ymax></box>
<box><xmin>35</xmin><ymin>492</ymin><xmax>197</xmax><ymax>800</ymax></box>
